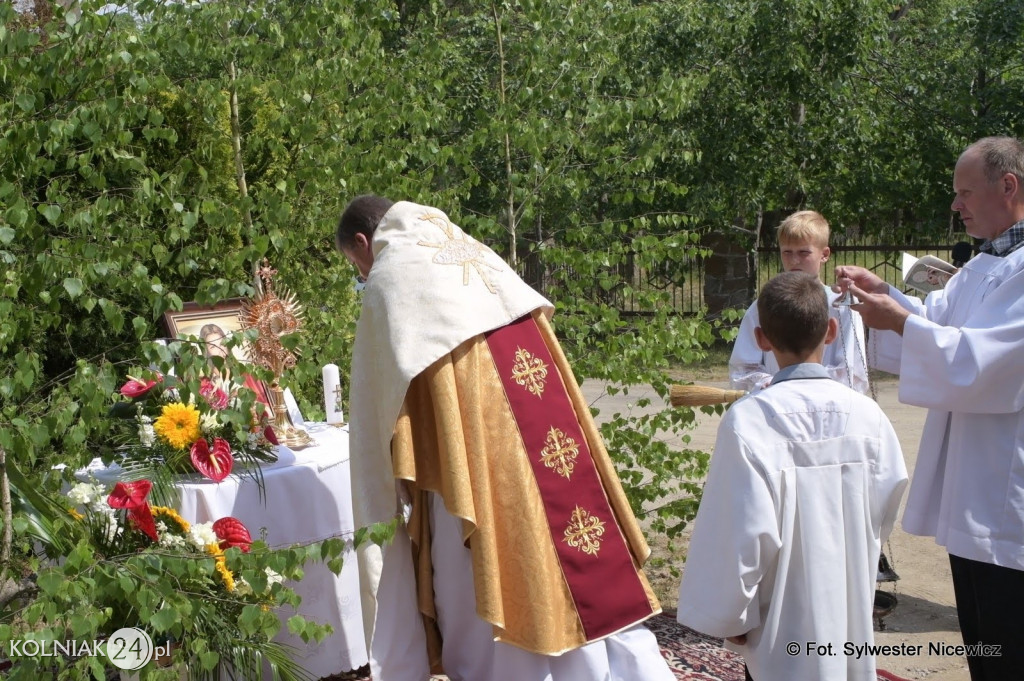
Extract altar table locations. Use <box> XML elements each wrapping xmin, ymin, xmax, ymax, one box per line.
<box><xmin>176</xmin><ymin>422</ymin><xmax>368</xmax><ymax>678</ymax></box>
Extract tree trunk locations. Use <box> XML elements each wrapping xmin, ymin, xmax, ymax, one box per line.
<box><xmin>228</xmin><ymin>61</ymin><xmax>261</xmax><ymax>293</ymax></box>
<box><xmin>491</xmin><ymin>3</ymin><xmax>518</xmax><ymax>268</ymax></box>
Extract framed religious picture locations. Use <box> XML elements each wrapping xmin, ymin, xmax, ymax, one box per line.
<box><xmin>161</xmin><ymin>299</ymin><xmax>270</xmax><ymax>406</ymax></box>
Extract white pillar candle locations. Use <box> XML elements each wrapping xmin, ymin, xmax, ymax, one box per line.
<box><xmin>322</xmin><ymin>363</ymin><xmax>344</xmax><ymax>424</ymax></box>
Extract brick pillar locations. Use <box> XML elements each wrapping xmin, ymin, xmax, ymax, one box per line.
<box><xmin>702</xmin><ymin>231</ymin><xmax>755</xmax><ymax>315</ymax></box>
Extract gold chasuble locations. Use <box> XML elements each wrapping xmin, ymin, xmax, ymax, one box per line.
<box><xmin>393</xmin><ymin>311</ymin><xmax>660</xmax><ymax>659</ymax></box>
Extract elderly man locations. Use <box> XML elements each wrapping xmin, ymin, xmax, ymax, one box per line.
<box><xmin>335</xmin><ymin>195</ymin><xmax>672</xmax><ymax>681</ymax></box>
<box><xmin>836</xmin><ymin>136</ymin><xmax>1024</xmax><ymax>681</ymax></box>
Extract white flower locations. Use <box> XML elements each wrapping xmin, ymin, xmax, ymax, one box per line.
<box><xmin>200</xmin><ymin>412</ymin><xmax>220</xmax><ymax>434</ymax></box>
<box><xmin>188</xmin><ymin>522</ymin><xmax>218</xmax><ymax>550</ymax></box>
<box><xmin>265</xmin><ymin>568</ymin><xmax>284</xmax><ymax>587</ymax></box>
<box><xmin>99</xmin><ymin>512</ymin><xmax>121</xmax><ymax>544</ymax></box>
<box><xmin>234</xmin><ymin>567</ymin><xmax>284</xmax><ymax>597</ymax></box>
<box><xmin>158</xmin><ymin>530</ymin><xmax>188</xmax><ymax>551</ymax></box>
<box><xmin>137</xmin><ymin>417</ymin><xmax>156</xmax><ymax>446</ymax></box>
<box><xmin>233</xmin><ymin>576</ymin><xmax>254</xmax><ymax>596</ymax></box>
<box><xmin>67</xmin><ymin>482</ymin><xmax>107</xmax><ymax>507</ymax></box>
<box><xmin>88</xmin><ymin>497</ymin><xmax>110</xmax><ymax>514</ymax></box>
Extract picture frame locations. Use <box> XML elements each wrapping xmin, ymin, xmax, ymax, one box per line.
<box><xmin>161</xmin><ymin>299</ymin><xmax>270</xmax><ymax>405</ymax></box>
<box><xmin>162</xmin><ymin>299</ymin><xmax>253</xmax><ymax>362</ymax></box>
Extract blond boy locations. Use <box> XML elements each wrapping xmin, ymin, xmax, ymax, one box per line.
<box><xmin>729</xmin><ymin>210</ymin><xmax>869</xmax><ymax>394</ymax></box>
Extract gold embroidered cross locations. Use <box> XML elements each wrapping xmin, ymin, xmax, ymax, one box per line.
<box><xmin>563</xmin><ymin>506</ymin><xmax>606</xmax><ymax>556</ymax></box>
<box><xmin>417</xmin><ymin>213</ymin><xmax>501</xmax><ymax>293</ymax></box>
<box><xmin>511</xmin><ymin>347</ymin><xmax>548</xmax><ymax>398</ymax></box>
<box><xmin>540</xmin><ymin>426</ymin><xmax>580</xmax><ymax>479</ymax></box>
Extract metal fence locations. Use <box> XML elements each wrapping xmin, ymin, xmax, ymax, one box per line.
<box><xmin>545</xmin><ymin>237</ymin><xmax>967</xmax><ymax>317</ymax></box>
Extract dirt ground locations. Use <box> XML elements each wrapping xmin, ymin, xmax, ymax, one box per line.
<box><xmin>583</xmin><ymin>371</ymin><xmax>970</xmax><ymax>681</ymax></box>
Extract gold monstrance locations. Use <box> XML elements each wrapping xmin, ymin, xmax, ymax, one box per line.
<box><xmin>240</xmin><ymin>260</ymin><xmax>314</xmax><ymax>449</ymax></box>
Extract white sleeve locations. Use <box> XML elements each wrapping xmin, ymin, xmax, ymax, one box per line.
<box><xmin>868</xmin><ymin>287</ymin><xmax>926</xmax><ymax>375</ymax></box>
<box><xmin>899</xmin><ymin>269</ymin><xmax>1024</xmax><ymax>414</ymax></box>
<box><xmin>729</xmin><ymin>303</ymin><xmax>772</xmax><ymax>392</ymax></box>
<box><xmin>677</xmin><ymin>414</ymin><xmax>781</xmax><ymax>638</ymax></box>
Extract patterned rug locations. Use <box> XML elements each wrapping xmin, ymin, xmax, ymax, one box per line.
<box><xmin>325</xmin><ymin>613</ymin><xmax>911</xmax><ymax>681</ymax></box>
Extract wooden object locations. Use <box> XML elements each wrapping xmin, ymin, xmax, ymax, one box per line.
<box><xmin>669</xmin><ymin>384</ymin><xmax>746</xmax><ymax>407</ymax></box>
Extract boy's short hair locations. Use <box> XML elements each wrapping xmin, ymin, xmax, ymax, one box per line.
<box><xmin>336</xmin><ymin>195</ymin><xmax>395</xmax><ymax>250</ymax></box>
<box><xmin>757</xmin><ymin>271</ymin><xmax>829</xmax><ymax>355</ymax></box>
<box><xmin>777</xmin><ymin>210</ymin><xmax>829</xmax><ymax>248</ymax></box>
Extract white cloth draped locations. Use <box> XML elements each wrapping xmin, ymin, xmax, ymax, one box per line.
<box><xmin>174</xmin><ymin>423</ymin><xmax>367</xmax><ymax>677</ymax></box>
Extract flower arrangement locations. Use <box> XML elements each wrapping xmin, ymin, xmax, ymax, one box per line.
<box><xmin>110</xmin><ymin>360</ymin><xmax>278</xmax><ymax>491</ymax></box>
<box><xmin>67</xmin><ymin>478</ymin><xmax>259</xmax><ymax>593</ymax></box>
<box><xmin>45</xmin><ymin>478</ymin><xmax>328</xmax><ymax>679</ymax></box>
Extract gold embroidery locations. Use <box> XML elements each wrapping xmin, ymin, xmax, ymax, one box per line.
<box><xmin>417</xmin><ymin>212</ymin><xmax>501</xmax><ymax>293</ymax></box>
<box><xmin>563</xmin><ymin>506</ymin><xmax>605</xmax><ymax>556</ymax></box>
<box><xmin>540</xmin><ymin>426</ymin><xmax>580</xmax><ymax>479</ymax></box>
<box><xmin>511</xmin><ymin>346</ymin><xmax>548</xmax><ymax>398</ymax></box>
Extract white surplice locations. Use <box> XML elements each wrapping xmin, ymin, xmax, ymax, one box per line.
<box><xmin>729</xmin><ymin>285</ymin><xmax>870</xmax><ymax>394</ymax></box>
<box><xmin>677</xmin><ymin>364</ymin><xmax>908</xmax><ymax>681</ymax></box>
<box><xmin>870</xmin><ymin>248</ymin><xmax>1024</xmax><ymax>569</ymax></box>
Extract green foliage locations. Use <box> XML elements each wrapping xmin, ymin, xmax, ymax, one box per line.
<box><xmin>2</xmin><ymin>533</ymin><xmax>347</xmax><ymax>680</ymax></box>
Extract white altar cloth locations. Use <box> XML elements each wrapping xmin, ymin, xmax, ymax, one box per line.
<box><xmin>176</xmin><ymin>422</ymin><xmax>368</xmax><ymax>678</ymax></box>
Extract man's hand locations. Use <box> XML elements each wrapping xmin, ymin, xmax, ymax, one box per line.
<box><xmin>833</xmin><ymin>265</ymin><xmax>910</xmax><ymax>334</ymax></box>
<box><xmin>834</xmin><ymin>265</ymin><xmax>888</xmax><ymax>295</ymax></box>
<box><xmin>848</xmin><ymin>283</ymin><xmax>911</xmax><ymax>334</ymax></box>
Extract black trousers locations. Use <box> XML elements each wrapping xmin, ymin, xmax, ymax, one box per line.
<box><xmin>948</xmin><ymin>553</ymin><xmax>1024</xmax><ymax>681</ymax></box>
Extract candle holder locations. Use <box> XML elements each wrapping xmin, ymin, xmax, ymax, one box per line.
<box><xmin>240</xmin><ymin>260</ymin><xmax>314</xmax><ymax>449</ymax></box>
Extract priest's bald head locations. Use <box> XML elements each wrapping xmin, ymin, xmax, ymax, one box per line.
<box><xmin>336</xmin><ymin>194</ymin><xmax>394</xmax><ymax>278</ymax></box>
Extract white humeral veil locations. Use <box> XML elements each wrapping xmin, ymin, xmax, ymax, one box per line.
<box><xmin>347</xmin><ymin>201</ymin><xmax>552</xmax><ymax>654</ymax></box>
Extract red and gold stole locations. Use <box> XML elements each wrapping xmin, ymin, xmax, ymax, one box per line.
<box><xmin>485</xmin><ymin>314</ymin><xmax>655</xmax><ymax>640</ymax></box>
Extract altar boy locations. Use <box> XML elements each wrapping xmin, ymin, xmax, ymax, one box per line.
<box><xmin>677</xmin><ymin>271</ymin><xmax>908</xmax><ymax>680</ymax></box>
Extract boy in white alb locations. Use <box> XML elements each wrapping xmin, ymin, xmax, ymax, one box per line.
<box><xmin>729</xmin><ymin>210</ymin><xmax>869</xmax><ymax>395</ymax></box>
<box><xmin>678</xmin><ymin>271</ymin><xmax>908</xmax><ymax>680</ymax></box>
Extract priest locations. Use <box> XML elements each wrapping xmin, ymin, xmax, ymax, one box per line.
<box><xmin>335</xmin><ymin>195</ymin><xmax>672</xmax><ymax>681</ymax></box>
<box><xmin>836</xmin><ymin>136</ymin><xmax>1024</xmax><ymax>680</ymax></box>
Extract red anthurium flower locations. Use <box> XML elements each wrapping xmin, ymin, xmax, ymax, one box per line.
<box><xmin>129</xmin><ymin>504</ymin><xmax>159</xmax><ymax>542</ymax></box>
<box><xmin>120</xmin><ymin>375</ymin><xmax>160</xmax><ymax>399</ymax></box>
<box><xmin>107</xmin><ymin>480</ymin><xmax>153</xmax><ymax>510</ymax></box>
<box><xmin>263</xmin><ymin>425</ymin><xmax>279</xmax><ymax>446</ymax></box>
<box><xmin>199</xmin><ymin>378</ymin><xmax>230</xmax><ymax>410</ymax></box>
<box><xmin>190</xmin><ymin>437</ymin><xmax>234</xmax><ymax>482</ymax></box>
<box><xmin>212</xmin><ymin>517</ymin><xmax>252</xmax><ymax>553</ymax></box>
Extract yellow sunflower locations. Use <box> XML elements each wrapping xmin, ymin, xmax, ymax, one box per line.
<box><xmin>151</xmin><ymin>506</ymin><xmax>190</xmax><ymax>532</ymax></box>
<box><xmin>153</xmin><ymin>402</ymin><xmax>201</xmax><ymax>450</ymax></box>
<box><xmin>208</xmin><ymin>549</ymin><xmax>236</xmax><ymax>592</ymax></box>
